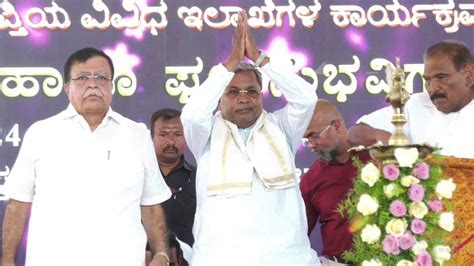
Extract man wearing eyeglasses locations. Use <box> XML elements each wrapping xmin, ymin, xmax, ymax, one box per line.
<box><xmin>300</xmin><ymin>100</ymin><xmax>371</xmax><ymax>266</ymax></box>
<box><xmin>181</xmin><ymin>11</ymin><xmax>319</xmax><ymax>265</ymax></box>
<box><xmin>2</xmin><ymin>47</ymin><xmax>171</xmax><ymax>266</ymax></box>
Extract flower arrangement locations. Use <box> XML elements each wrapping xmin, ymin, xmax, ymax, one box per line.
<box><xmin>338</xmin><ymin>147</ymin><xmax>456</xmax><ymax>266</ymax></box>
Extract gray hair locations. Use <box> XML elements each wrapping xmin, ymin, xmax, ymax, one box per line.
<box><xmin>235</xmin><ymin>62</ymin><xmax>263</xmax><ymax>90</ymax></box>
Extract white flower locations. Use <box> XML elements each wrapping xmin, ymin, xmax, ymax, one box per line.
<box><xmin>385</xmin><ymin>218</ymin><xmax>408</xmax><ymax>237</ymax></box>
<box><xmin>400</xmin><ymin>175</ymin><xmax>420</xmax><ymax>187</ymax></box>
<box><xmin>411</xmin><ymin>240</ymin><xmax>428</xmax><ymax>255</ymax></box>
<box><xmin>433</xmin><ymin>245</ymin><xmax>451</xmax><ymax>263</ymax></box>
<box><xmin>357</xmin><ymin>194</ymin><xmax>379</xmax><ymax>216</ymax></box>
<box><xmin>409</xmin><ymin>202</ymin><xmax>428</xmax><ymax>219</ymax></box>
<box><xmin>394</xmin><ymin>147</ymin><xmax>419</xmax><ymax>167</ymax></box>
<box><xmin>438</xmin><ymin>212</ymin><xmax>455</xmax><ymax>232</ymax></box>
<box><xmin>361</xmin><ymin>224</ymin><xmax>382</xmax><ymax>244</ymax></box>
<box><xmin>361</xmin><ymin>162</ymin><xmax>380</xmax><ymax>187</ymax></box>
<box><xmin>362</xmin><ymin>259</ymin><xmax>383</xmax><ymax>266</ymax></box>
<box><xmin>396</xmin><ymin>260</ymin><xmax>414</xmax><ymax>266</ymax></box>
<box><xmin>384</xmin><ymin>183</ymin><xmax>397</xmax><ymax>198</ymax></box>
<box><xmin>436</xmin><ymin>178</ymin><xmax>456</xmax><ymax>199</ymax></box>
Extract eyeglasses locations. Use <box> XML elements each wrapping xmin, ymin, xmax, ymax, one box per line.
<box><xmin>301</xmin><ymin>121</ymin><xmax>335</xmax><ymax>147</ymax></box>
<box><xmin>224</xmin><ymin>88</ymin><xmax>262</xmax><ymax>99</ymax></box>
<box><xmin>70</xmin><ymin>74</ymin><xmax>112</xmax><ymax>85</ymax></box>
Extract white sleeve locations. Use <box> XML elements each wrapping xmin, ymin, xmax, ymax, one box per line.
<box><xmin>140</xmin><ymin>132</ymin><xmax>171</xmax><ymax>205</ymax></box>
<box><xmin>356</xmin><ymin>106</ymin><xmax>395</xmax><ymax>133</ymax></box>
<box><xmin>181</xmin><ymin>64</ymin><xmax>234</xmax><ymax>159</ymax></box>
<box><xmin>263</xmin><ymin>62</ymin><xmax>317</xmax><ymax>153</ymax></box>
<box><xmin>4</xmin><ymin>124</ymin><xmax>39</xmax><ymax>202</ymax></box>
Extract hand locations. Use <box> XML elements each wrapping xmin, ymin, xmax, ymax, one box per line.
<box><xmin>243</xmin><ymin>12</ymin><xmax>269</xmax><ymax>67</ymax></box>
<box><xmin>149</xmin><ymin>253</ymin><xmax>169</xmax><ymax>266</ymax></box>
<box><xmin>242</xmin><ymin>11</ymin><xmax>260</xmax><ymax>62</ymax></box>
<box><xmin>223</xmin><ymin>10</ymin><xmax>246</xmax><ymax>72</ymax></box>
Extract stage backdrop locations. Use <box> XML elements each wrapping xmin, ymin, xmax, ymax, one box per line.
<box><xmin>1</xmin><ymin>0</ymin><xmax>472</xmax><ymax>262</ymax></box>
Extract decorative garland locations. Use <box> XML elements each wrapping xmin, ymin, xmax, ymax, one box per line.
<box><xmin>338</xmin><ymin>148</ymin><xmax>456</xmax><ymax>266</ymax></box>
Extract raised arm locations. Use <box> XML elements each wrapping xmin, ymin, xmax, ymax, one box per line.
<box><xmin>347</xmin><ymin>106</ymin><xmax>394</xmax><ymax>147</ymax></box>
<box><xmin>264</xmin><ymin>66</ymin><xmax>317</xmax><ymax>149</ymax></box>
<box><xmin>181</xmin><ymin>12</ymin><xmax>247</xmax><ymax>158</ymax></box>
<box><xmin>347</xmin><ymin>123</ymin><xmax>391</xmax><ymax>147</ymax></box>
<box><xmin>180</xmin><ymin>66</ymin><xmax>233</xmax><ymax>158</ymax></box>
<box><xmin>240</xmin><ymin>11</ymin><xmax>317</xmax><ymax>150</ymax></box>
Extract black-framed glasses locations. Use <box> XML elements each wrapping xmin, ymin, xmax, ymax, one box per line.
<box><xmin>70</xmin><ymin>74</ymin><xmax>112</xmax><ymax>86</ymax></box>
<box><xmin>301</xmin><ymin>120</ymin><xmax>336</xmax><ymax>147</ymax></box>
<box><xmin>224</xmin><ymin>88</ymin><xmax>262</xmax><ymax>99</ymax></box>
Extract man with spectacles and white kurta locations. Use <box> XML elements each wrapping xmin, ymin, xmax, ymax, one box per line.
<box><xmin>2</xmin><ymin>47</ymin><xmax>171</xmax><ymax>266</ymax></box>
<box><xmin>181</xmin><ymin>11</ymin><xmax>320</xmax><ymax>265</ymax></box>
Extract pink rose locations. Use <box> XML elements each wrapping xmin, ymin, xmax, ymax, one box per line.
<box><xmin>413</xmin><ymin>162</ymin><xmax>429</xmax><ymax>180</ymax></box>
<box><xmin>410</xmin><ymin>219</ymin><xmax>426</xmax><ymax>235</ymax></box>
<box><xmin>390</xmin><ymin>200</ymin><xmax>407</xmax><ymax>217</ymax></box>
<box><xmin>427</xmin><ymin>200</ymin><xmax>443</xmax><ymax>213</ymax></box>
<box><xmin>382</xmin><ymin>235</ymin><xmax>400</xmax><ymax>255</ymax></box>
<box><xmin>409</xmin><ymin>184</ymin><xmax>425</xmax><ymax>202</ymax></box>
<box><xmin>399</xmin><ymin>232</ymin><xmax>416</xmax><ymax>250</ymax></box>
<box><xmin>416</xmin><ymin>251</ymin><xmax>433</xmax><ymax>266</ymax></box>
<box><xmin>383</xmin><ymin>164</ymin><xmax>400</xmax><ymax>181</ymax></box>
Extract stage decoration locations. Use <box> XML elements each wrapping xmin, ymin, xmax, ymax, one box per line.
<box><xmin>339</xmin><ymin>58</ymin><xmax>456</xmax><ymax>265</ymax></box>
<box><xmin>438</xmin><ymin>157</ymin><xmax>474</xmax><ymax>264</ymax></box>
<box><xmin>0</xmin><ymin>67</ymin><xmax>63</xmax><ymax>97</ymax></box>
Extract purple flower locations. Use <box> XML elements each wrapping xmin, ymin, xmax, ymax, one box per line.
<box><xmin>399</xmin><ymin>232</ymin><xmax>416</xmax><ymax>250</ymax></box>
<box><xmin>409</xmin><ymin>184</ymin><xmax>425</xmax><ymax>202</ymax></box>
<box><xmin>383</xmin><ymin>164</ymin><xmax>400</xmax><ymax>181</ymax></box>
<box><xmin>411</xmin><ymin>219</ymin><xmax>426</xmax><ymax>235</ymax></box>
<box><xmin>413</xmin><ymin>162</ymin><xmax>430</xmax><ymax>180</ymax></box>
<box><xmin>416</xmin><ymin>251</ymin><xmax>433</xmax><ymax>266</ymax></box>
<box><xmin>427</xmin><ymin>200</ymin><xmax>443</xmax><ymax>212</ymax></box>
<box><xmin>390</xmin><ymin>200</ymin><xmax>407</xmax><ymax>217</ymax></box>
<box><xmin>382</xmin><ymin>235</ymin><xmax>400</xmax><ymax>255</ymax></box>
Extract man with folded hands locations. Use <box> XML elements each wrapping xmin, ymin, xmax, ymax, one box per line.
<box><xmin>181</xmin><ymin>11</ymin><xmax>319</xmax><ymax>266</ymax></box>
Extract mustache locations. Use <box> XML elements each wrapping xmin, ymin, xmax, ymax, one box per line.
<box><xmin>83</xmin><ymin>89</ymin><xmax>104</xmax><ymax>99</ymax></box>
<box><xmin>430</xmin><ymin>92</ymin><xmax>446</xmax><ymax>102</ymax></box>
<box><xmin>163</xmin><ymin>146</ymin><xmax>178</xmax><ymax>153</ymax></box>
<box><xmin>235</xmin><ymin>105</ymin><xmax>252</xmax><ymax>111</ymax></box>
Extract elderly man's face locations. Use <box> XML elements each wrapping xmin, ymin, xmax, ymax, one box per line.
<box><xmin>152</xmin><ymin>118</ymin><xmax>186</xmax><ymax>165</ymax></box>
<box><xmin>64</xmin><ymin>56</ymin><xmax>113</xmax><ymax>116</ymax></box>
<box><xmin>423</xmin><ymin>53</ymin><xmax>472</xmax><ymax>113</ymax></box>
<box><xmin>303</xmin><ymin>119</ymin><xmax>340</xmax><ymax>163</ymax></box>
<box><xmin>219</xmin><ymin>71</ymin><xmax>263</xmax><ymax>128</ymax></box>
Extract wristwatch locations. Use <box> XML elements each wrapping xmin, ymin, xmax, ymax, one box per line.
<box><xmin>254</xmin><ymin>51</ymin><xmax>269</xmax><ymax>68</ymax></box>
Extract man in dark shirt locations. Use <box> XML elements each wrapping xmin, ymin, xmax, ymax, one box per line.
<box><xmin>150</xmin><ymin>108</ymin><xmax>196</xmax><ymax>248</ymax></box>
<box><xmin>300</xmin><ymin>100</ymin><xmax>370</xmax><ymax>266</ymax></box>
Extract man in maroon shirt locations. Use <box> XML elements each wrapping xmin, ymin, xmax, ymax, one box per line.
<box><xmin>300</xmin><ymin>100</ymin><xmax>371</xmax><ymax>265</ymax></box>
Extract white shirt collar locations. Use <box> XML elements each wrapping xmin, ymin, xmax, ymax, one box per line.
<box><xmin>60</xmin><ymin>103</ymin><xmax>122</xmax><ymax>125</ymax></box>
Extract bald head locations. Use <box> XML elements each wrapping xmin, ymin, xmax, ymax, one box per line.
<box><xmin>304</xmin><ymin>100</ymin><xmax>350</xmax><ymax>163</ymax></box>
<box><xmin>309</xmin><ymin>100</ymin><xmax>346</xmax><ymax>129</ymax></box>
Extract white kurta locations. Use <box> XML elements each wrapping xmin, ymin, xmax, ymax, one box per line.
<box><xmin>357</xmin><ymin>92</ymin><xmax>474</xmax><ymax>158</ymax></box>
<box><xmin>181</xmin><ymin>63</ymin><xmax>320</xmax><ymax>265</ymax></box>
<box><xmin>5</xmin><ymin>105</ymin><xmax>171</xmax><ymax>266</ymax></box>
